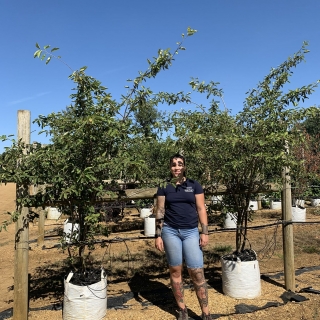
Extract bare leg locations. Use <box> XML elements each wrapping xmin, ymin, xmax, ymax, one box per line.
<box><xmin>188</xmin><ymin>267</ymin><xmax>210</xmax><ymax>315</ymax></box>
<box><xmin>169</xmin><ymin>264</ymin><xmax>186</xmax><ymax>310</ymax></box>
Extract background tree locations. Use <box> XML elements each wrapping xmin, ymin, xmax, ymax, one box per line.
<box><xmin>133</xmin><ymin>99</ymin><xmax>162</xmax><ymax>139</ymax></box>
<box><xmin>292</xmin><ymin>129</ymin><xmax>320</xmax><ymax>199</ymax></box>
<box><xmin>302</xmin><ymin>108</ymin><xmax>320</xmax><ymax>137</ymax></box>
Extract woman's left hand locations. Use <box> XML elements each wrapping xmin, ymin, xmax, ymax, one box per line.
<box><xmin>200</xmin><ymin>233</ymin><xmax>209</xmax><ymax>247</ymax></box>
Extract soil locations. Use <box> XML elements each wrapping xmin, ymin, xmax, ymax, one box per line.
<box><xmin>1</xmin><ymin>185</ymin><xmax>320</xmax><ymax>320</ymax></box>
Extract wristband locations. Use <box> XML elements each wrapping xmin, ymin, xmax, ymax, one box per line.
<box><xmin>155</xmin><ymin>234</ymin><xmax>162</xmax><ymax>238</ymax></box>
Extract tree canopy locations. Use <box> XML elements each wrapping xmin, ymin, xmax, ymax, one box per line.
<box><xmin>1</xmin><ymin>33</ymin><xmax>319</xmax><ymax>258</ymax></box>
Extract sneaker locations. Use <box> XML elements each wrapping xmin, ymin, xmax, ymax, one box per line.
<box><xmin>176</xmin><ymin>307</ymin><xmax>189</xmax><ymax>320</ymax></box>
<box><xmin>202</xmin><ymin>312</ymin><xmax>212</xmax><ymax>320</ymax></box>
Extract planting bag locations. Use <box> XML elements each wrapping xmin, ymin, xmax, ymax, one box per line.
<box><xmin>63</xmin><ymin>269</ymin><xmax>107</xmax><ymax>320</ymax></box>
<box><xmin>140</xmin><ymin>208</ymin><xmax>152</xmax><ymax>218</ymax></box>
<box><xmin>292</xmin><ymin>206</ymin><xmax>306</xmax><ymax>222</ymax></box>
<box><xmin>249</xmin><ymin>201</ymin><xmax>258</xmax><ymax>211</ymax></box>
<box><xmin>221</xmin><ymin>256</ymin><xmax>261</xmax><ymax>299</ymax></box>
<box><xmin>63</xmin><ymin>219</ymin><xmax>79</xmax><ymax>244</ymax></box>
<box><xmin>144</xmin><ymin>215</ymin><xmax>156</xmax><ymax>236</ymax></box>
<box><xmin>270</xmin><ymin>200</ymin><xmax>282</xmax><ymax>210</ymax></box>
<box><xmin>224</xmin><ymin>212</ymin><xmax>237</xmax><ymax>229</ymax></box>
<box><xmin>47</xmin><ymin>207</ymin><xmax>62</xmax><ymax>220</ymax></box>
<box><xmin>311</xmin><ymin>198</ymin><xmax>320</xmax><ymax>207</ymax></box>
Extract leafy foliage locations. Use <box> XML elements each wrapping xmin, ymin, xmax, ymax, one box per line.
<box><xmin>292</xmin><ymin>130</ymin><xmax>320</xmax><ymax>199</ymax></box>
<box><xmin>302</xmin><ymin>108</ymin><xmax>320</xmax><ymax>137</ymax></box>
<box><xmin>1</xmin><ymin>33</ymin><xmax>319</xmax><ymax>260</ymax></box>
<box><xmin>0</xmin><ymin>28</ymin><xmax>197</xmax><ymax>269</ymax></box>
<box><xmin>171</xmin><ymin>42</ymin><xmax>320</xmax><ymax>252</ymax></box>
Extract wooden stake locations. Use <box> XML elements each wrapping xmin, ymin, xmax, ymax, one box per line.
<box><xmin>282</xmin><ymin>165</ymin><xmax>295</xmax><ymax>291</ymax></box>
<box><xmin>31</xmin><ymin>185</ymin><xmax>45</xmax><ymax>248</ymax></box>
<box><xmin>257</xmin><ymin>194</ymin><xmax>263</xmax><ymax>210</ymax></box>
<box><xmin>37</xmin><ymin>209</ymin><xmax>45</xmax><ymax>247</ymax></box>
<box><xmin>13</xmin><ymin>110</ymin><xmax>30</xmax><ymax>320</ymax></box>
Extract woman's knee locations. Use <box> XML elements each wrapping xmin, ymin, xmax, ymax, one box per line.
<box><xmin>189</xmin><ymin>267</ymin><xmax>205</xmax><ymax>283</ymax></box>
<box><xmin>169</xmin><ymin>265</ymin><xmax>183</xmax><ymax>278</ymax></box>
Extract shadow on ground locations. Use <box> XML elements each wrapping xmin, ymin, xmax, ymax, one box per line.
<box><xmin>29</xmin><ymin>262</ymin><xmax>65</xmax><ymax>304</ymax></box>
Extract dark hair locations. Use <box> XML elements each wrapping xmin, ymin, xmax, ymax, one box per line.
<box><xmin>169</xmin><ymin>153</ymin><xmax>186</xmax><ymax>177</ymax></box>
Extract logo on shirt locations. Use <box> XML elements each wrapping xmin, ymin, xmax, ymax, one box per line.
<box><xmin>185</xmin><ymin>187</ymin><xmax>194</xmax><ymax>193</ymax></box>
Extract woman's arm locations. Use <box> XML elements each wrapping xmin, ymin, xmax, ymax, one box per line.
<box><xmin>195</xmin><ymin>193</ymin><xmax>209</xmax><ymax>247</ymax></box>
<box><xmin>155</xmin><ymin>195</ymin><xmax>165</xmax><ymax>251</ymax></box>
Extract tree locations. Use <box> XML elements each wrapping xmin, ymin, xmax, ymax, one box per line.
<box><xmin>302</xmin><ymin>108</ymin><xmax>320</xmax><ymax>137</ymax></box>
<box><xmin>0</xmin><ymin>28</ymin><xmax>198</xmax><ymax>269</ymax></box>
<box><xmin>133</xmin><ymin>99</ymin><xmax>162</xmax><ymax>138</ymax></box>
<box><xmin>292</xmin><ymin>129</ymin><xmax>320</xmax><ymax>199</ymax></box>
<box><xmin>171</xmin><ymin>42</ymin><xmax>320</xmax><ymax>253</ymax></box>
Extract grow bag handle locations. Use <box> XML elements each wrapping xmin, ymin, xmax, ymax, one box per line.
<box><xmin>100</xmin><ymin>268</ymin><xmax>106</xmax><ymax>280</ymax></box>
<box><xmin>65</xmin><ymin>271</ymin><xmax>74</xmax><ymax>283</ymax></box>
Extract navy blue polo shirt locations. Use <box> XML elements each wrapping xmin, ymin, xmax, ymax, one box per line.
<box><xmin>157</xmin><ymin>178</ymin><xmax>203</xmax><ymax>229</ymax></box>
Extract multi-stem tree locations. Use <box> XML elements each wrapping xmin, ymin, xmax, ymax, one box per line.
<box><xmin>0</xmin><ymin>28</ymin><xmax>197</xmax><ymax>269</ymax></box>
<box><xmin>171</xmin><ymin>42</ymin><xmax>320</xmax><ymax>254</ymax></box>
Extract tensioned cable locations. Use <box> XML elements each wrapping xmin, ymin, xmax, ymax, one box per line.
<box><xmin>31</xmin><ymin>219</ymin><xmax>320</xmax><ymax>246</ymax></box>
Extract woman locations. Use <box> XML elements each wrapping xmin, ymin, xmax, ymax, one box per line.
<box><xmin>155</xmin><ymin>153</ymin><xmax>212</xmax><ymax>320</ymax></box>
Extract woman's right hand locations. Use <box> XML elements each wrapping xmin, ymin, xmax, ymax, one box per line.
<box><xmin>155</xmin><ymin>237</ymin><xmax>164</xmax><ymax>252</ymax></box>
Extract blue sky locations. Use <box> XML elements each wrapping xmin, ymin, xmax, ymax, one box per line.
<box><xmin>1</xmin><ymin>1</ymin><xmax>320</xmax><ymax>152</ymax></box>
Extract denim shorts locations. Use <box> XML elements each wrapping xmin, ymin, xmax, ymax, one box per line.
<box><xmin>161</xmin><ymin>224</ymin><xmax>203</xmax><ymax>268</ymax></box>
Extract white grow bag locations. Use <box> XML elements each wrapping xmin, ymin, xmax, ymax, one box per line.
<box><xmin>270</xmin><ymin>200</ymin><xmax>282</xmax><ymax>210</ymax></box>
<box><xmin>249</xmin><ymin>201</ymin><xmax>258</xmax><ymax>211</ymax></box>
<box><xmin>221</xmin><ymin>256</ymin><xmax>261</xmax><ymax>299</ymax></box>
<box><xmin>63</xmin><ymin>269</ymin><xmax>107</xmax><ymax>320</ymax></box>
<box><xmin>144</xmin><ymin>216</ymin><xmax>156</xmax><ymax>236</ymax></box>
<box><xmin>311</xmin><ymin>198</ymin><xmax>320</xmax><ymax>207</ymax></box>
<box><xmin>224</xmin><ymin>212</ymin><xmax>237</xmax><ymax>229</ymax></box>
<box><xmin>140</xmin><ymin>208</ymin><xmax>152</xmax><ymax>218</ymax></box>
<box><xmin>47</xmin><ymin>207</ymin><xmax>62</xmax><ymax>220</ymax></box>
<box><xmin>63</xmin><ymin>219</ymin><xmax>80</xmax><ymax>244</ymax></box>
<box><xmin>292</xmin><ymin>206</ymin><xmax>306</xmax><ymax>222</ymax></box>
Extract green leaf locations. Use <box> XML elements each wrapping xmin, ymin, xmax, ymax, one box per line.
<box><xmin>187</xmin><ymin>27</ymin><xmax>197</xmax><ymax>36</ymax></box>
<box><xmin>35</xmin><ymin>43</ymin><xmax>40</xmax><ymax>49</ymax></box>
<box><xmin>51</xmin><ymin>47</ymin><xmax>59</xmax><ymax>52</ymax></box>
<box><xmin>45</xmin><ymin>57</ymin><xmax>51</xmax><ymax>64</ymax></box>
<box><xmin>33</xmin><ymin>50</ymin><xmax>41</xmax><ymax>58</ymax></box>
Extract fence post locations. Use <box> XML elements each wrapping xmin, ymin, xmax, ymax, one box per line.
<box><xmin>30</xmin><ymin>184</ymin><xmax>46</xmax><ymax>247</ymax></box>
<box><xmin>257</xmin><ymin>194</ymin><xmax>263</xmax><ymax>210</ymax></box>
<box><xmin>282</xmin><ymin>164</ymin><xmax>295</xmax><ymax>291</ymax></box>
<box><xmin>13</xmin><ymin>110</ymin><xmax>30</xmax><ymax>320</ymax></box>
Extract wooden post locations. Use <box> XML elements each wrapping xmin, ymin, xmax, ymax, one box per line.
<box><xmin>282</xmin><ymin>165</ymin><xmax>295</xmax><ymax>291</ymax></box>
<box><xmin>153</xmin><ymin>195</ymin><xmax>157</xmax><ymax>208</ymax></box>
<box><xmin>257</xmin><ymin>194</ymin><xmax>263</xmax><ymax>210</ymax></box>
<box><xmin>37</xmin><ymin>209</ymin><xmax>45</xmax><ymax>247</ymax></box>
<box><xmin>13</xmin><ymin>110</ymin><xmax>30</xmax><ymax>320</ymax></box>
<box><xmin>30</xmin><ymin>184</ymin><xmax>45</xmax><ymax>248</ymax></box>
